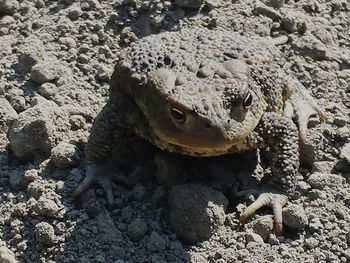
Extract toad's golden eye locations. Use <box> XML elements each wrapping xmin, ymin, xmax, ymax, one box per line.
<box><xmin>170</xmin><ymin>107</ymin><xmax>186</xmax><ymax>124</ymax></box>
<box><xmin>243</xmin><ymin>91</ymin><xmax>253</xmax><ymax>109</ymax></box>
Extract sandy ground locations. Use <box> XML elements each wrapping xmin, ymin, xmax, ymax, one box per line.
<box><xmin>0</xmin><ymin>0</ymin><xmax>350</xmax><ymax>262</ymax></box>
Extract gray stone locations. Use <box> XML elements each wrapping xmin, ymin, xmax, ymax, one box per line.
<box><xmin>35</xmin><ymin>222</ymin><xmax>56</xmax><ymax>245</ymax></box>
<box><xmin>34</xmin><ymin>196</ymin><xmax>61</xmax><ymax>217</ymax></box>
<box><xmin>245</xmin><ymin>231</ymin><xmax>264</xmax><ymax>243</ymax></box>
<box><xmin>0</xmin><ymin>0</ymin><xmax>19</xmax><ymax>15</ymax></box>
<box><xmin>38</xmin><ymin>83</ymin><xmax>57</xmax><ymax>99</ymax></box>
<box><xmin>30</xmin><ymin>59</ymin><xmax>64</xmax><ymax>84</ymax></box>
<box><xmin>9</xmin><ymin>170</ymin><xmax>27</xmax><ymax>191</ymax></box>
<box><xmin>0</xmin><ymin>246</ymin><xmax>18</xmax><ymax>263</ymax></box>
<box><xmin>8</xmin><ymin>102</ymin><xmax>70</xmax><ymax>161</ymax></box>
<box><xmin>251</xmin><ymin>215</ymin><xmax>274</xmax><ymax>241</ymax></box>
<box><xmin>0</xmin><ymin>97</ymin><xmax>17</xmax><ymax>133</ymax></box>
<box><xmin>146</xmin><ymin>231</ymin><xmax>166</xmax><ymax>252</ymax></box>
<box><xmin>67</xmin><ymin>6</ymin><xmax>82</xmax><ymax>20</ymax></box>
<box><xmin>51</xmin><ymin>142</ymin><xmax>80</xmax><ymax>169</ymax></box>
<box><xmin>168</xmin><ymin>183</ymin><xmax>228</xmax><ymax>244</ymax></box>
<box><xmin>312</xmin><ymin>161</ymin><xmax>334</xmax><ymax>173</ymax></box>
<box><xmin>307</xmin><ymin>173</ymin><xmax>344</xmax><ymax>189</ymax></box>
<box><xmin>174</xmin><ymin>0</ymin><xmax>203</xmax><ymax>9</ymax></box>
<box><xmin>254</xmin><ymin>2</ymin><xmax>282</xmax><ymax>20</ymax></box>
<box><xmin>282</xmin><ymin>204</ymin><xmax>308</xmax><ymax>229</ymax></box>
<box><xmin>127</xmin><ymin>218</ymin><xmax>148</xmax><ymax>241</ymax></box>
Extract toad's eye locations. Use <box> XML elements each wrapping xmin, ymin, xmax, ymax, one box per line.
<box><xmin>243</xmin><ymin>91</ymin><xmax>253</xmax><ymax>109</ymax></box>
<box><xmin>170</xmin><ymin>107</ymin><xmax>186</xmax><ymax>124</ymax></box>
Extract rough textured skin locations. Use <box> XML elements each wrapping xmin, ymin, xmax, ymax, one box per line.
<box><xmin>73</xmin><ymin>28</ymin><xmax>324</xmax><ymax>232</ymax></box>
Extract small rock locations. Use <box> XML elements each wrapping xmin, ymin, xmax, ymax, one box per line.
<box><xmin>30</xmin><ymin>59</ymin><xmax>64</xmax><ymax>84</ymax></box>
<box><xmin>0</xmin><ymin>97</ymin><xmax>18</xmax><ymax>133</ymax></box>
<box><xmin>254</xmin><ymin>2</ymin><xmax>282</xmax><ymax>20</ymax></box>
<box><xmin>67</xmin><ymin>6</ymin><xmax>82</xmax><ymax>20</ymax></box>
<box><xmin>174</xmin><ymin>0</ymin><xmax>203</xmax><ymax>9</ymax></box>
<box><xmin>18</xmin><ymin>37</ymin><xmax>45</xmax><ymax>72</ymax></box>
<box><xmin>95</xmin><ymin>64</ymin><xmax>113</xmax><ymax>82</ymax></box>
<box><xmin>251</xmin><ymin>215</ymin><xmax>274</xmax><ymax>241</ymax></box>
<box><xmin>168</xmin><ymin>183</ymin><xmax>228</xmax><ymax>244</ymax></box>
<box><xmin>264</xmin><ymin>0</ymin><xmax>284</xmax><ymax>8</ymax></box>
<box><xmin>35</xmin><ymin>222</ymin><xmax>56</xmax><ymax>245</ymax></box>
<box><xmin>0</xmin><ymin>245</ymin><xmax>18</xmax><ymax>263</ymax></box>
<box><xmin>95</xmin><ymin>254</ymin><xmax>106</xmax><ymax>263</ymax></box>
<box><xmin>23</xmin><ymin>169</ymin><xmax>39</xmax><ymax>182</ymax></box>
<box><xmin>282</xmin><ymin>204</ymin><xmax>308</xmax><ymax>229</ymax></box>
<box><xmin>34</xmin><ymin>195</ymin><xmax>61</xmax><ymax>217</ymax></box>
<box><xmin>307</xmin><ymin>173</ymin><xmax>344</xmax><ymax>188</ymax></box>
<box><xmin>311</xmin><ymin>161</ymin><xmax>334</xmax><ymax>173</ymax></box>
<box><xmin>0</xmin><ymin>0</ymin><xmax>19</xmax><ymax>16</ymax></box>
<box><xmin>245</xmin><ymin>231</ymin><xmax>264</xmax><ymax>243</ymax></box>
<box><xmin>308</xmin><ymin>218</ymin><xmax>323</xmax><ymax>233</ymax></box>
<box><xmin>69</xmin><ymin>115</ymin><xmax>86</xmax><ymax>130</ymax></box>
<box><xmin>268</xmin><ymin>234</ymin><xmax>280</xmax><ymax>245</ymax></box>
<box><xmin>9</xmin><ymin>171</ymin><xmax>27</xmax><ymax>191</ymax></box>
<box><xmin>188</xmin><ymin>253</ymin><xmax>208</xmax><ymax>263</ymax></box>
<box><xmin>58</xmin><ymin>37</ymin><xmax>77</xmax><ymax>49</ymax></box>
<box><xmin>38</xmin><ymin>83</ymin><xmax>57</xmax><ymax>99</ymax></box>
<box><xmin>8</xmin><ymin>102</ymin><xmax>70</xmax><ymax>161</ymax></box>
<box><xmin>127</xmin><ymin>218</ymin><xmax>148</xmax><ymax>241</ymax></box>
<box><xmin>109</xmin><ymin>245</ymin><xmax>126</xmax><ymax>260</ymax></box>
<box><xmin>339</xmin><ymin>142</ymin><xmax>350</xmax><ymax>166</ymax></box>
<box><xmin>78</xmin><ymin>54</ymin><xmax>90</xmax><ymax>64</ymax></box>
<box><xmin>51</xmin><ymin>142</ymin><xmax>80</xmax><ymax>169</ymax></box>
<box><xmin>130</xmin><ymin>183</ymin><xmax>147</xmax><ymax>200</ymax></box>
<box><xmin>146</xmin><ymin>231</ymin><xmax>166</xmax><ymax>252</ymax></box>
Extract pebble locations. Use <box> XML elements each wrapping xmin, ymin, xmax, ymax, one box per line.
<box><xmin>245</xmin><ymin>231</ymin><xmax>264</xmax><ymax>243</ymax></box>
<box><xmin>69</xmin><ymin>115</ymin><xmax>86</xmax><ymax>130</ymax></box>
<box><xmin>130</xmin><ymin>183</ymin><xmax>147</xmax><ymax>200</ymax></box>
<box><xmin>254</xmin><ymin>2</ymin><xmax>282</xmax><ymax>20</ymax></box>
<box><xmin>307</xmin><ymin>173</ymin><xmax>344</xmax><ymax>188</ymax></box>
<box><xmin>34</xmin><ymin>195</ymin><xmax>61</xmax><ymax>217</ymax></box>
<box><xmin>127</xmin><ymin>218</ymin><xmax>148</xmax><ymax>241</ymax></box>
<box><xmin>35</xmin><ymin>222</ymin><xmax>56</xmax><ymax>245</ymax></box>
<box><xmin>309</xmin><ymin>218</ymin><xmax>324</xmax><ymax>233</ymax></box>
<box><xmin>146</xmin><ymin>231</ymin><xmax>166</xmax><ymax>252</ymax></box>
<box><xmin>0</xmin><ymin>97</ymin><xmax>17</xmax><ymax>133</ymax></box>
<box><xmin>0</xmin><ymin>0</ymin><xmax>19</xmax><ymax>16</ymax></box>
<box><xmin>8</xmin><ymin>170</ymin><xmax>27</xmax><ymax>191</ymax></box>
<box><xmin>282</xmin><ymin>204</ymin><xmax>308</xmax><ymax>229</ymax></box>
<box><xmin>0</xmin><ymin>245</ymin><xmax>18</xmax><ymax>263</ymax></box>
<box><xmin>30</xmin><ymin>59</ymin><xmax>63</xmax><ymax>84</ymax></box>
<box><xmin>174</xmin><ymin>0</ymin><xmax>203</xmax><ymax>9</ymax></box>
<box><xmin>168</xmin><ymin>183</ymin><xmax>228</xmax><ymax>244</ymax></box>
<box><xmin>340</xmin><ymin>142</ymin><xmax>350</xmax><ymax>164</ymax></box>
<box><xmin>38</xmin><ymin>83</ymin><xmax>57</xmax><ymax>99</ymax></box>
<box><xmin>251</xmin><ymin>215</ymin><xmax>274</xmax><ymax>241</ymax></box>
<box><xmin>51</xmin><ymin>142</ymin><xmax>80</xmax><ymax>169</ymax></box>
<box><xmin>311</xmin><ymin>161</ymin><xmax>334</xmax><ymax>173</ymax></box>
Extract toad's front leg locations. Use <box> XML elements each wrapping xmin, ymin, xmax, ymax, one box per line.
<box><xmin>73</xmin><ymin>98</ymin><xmax>131</xmax><ymax>207</ymax></box>
<box><xmin>239</xmin><ymin>112</ymin><xmax>299</xmax><ymax>234</ymax></box>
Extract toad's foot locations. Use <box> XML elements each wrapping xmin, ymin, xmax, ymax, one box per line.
<box><xmin>239</xmin><ymin>192</ymin><xmax>288</xmax><ymax>235</ymax></box>
<box><xmin>72</xmin><ymin>164</ymin><xmax>128</xmax><ymax>207</ymax></box>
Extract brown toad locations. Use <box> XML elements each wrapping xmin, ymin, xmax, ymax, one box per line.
<box><xmin>73</xmin><ymin>28</ymin><xmax>325</xmax><ymax>233</ymax></box>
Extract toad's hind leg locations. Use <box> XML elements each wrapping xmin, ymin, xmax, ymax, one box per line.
<box><xmin>239</xmin><ymin>113</ymin><xmax>299</xmax><ymax>234</ymax></box>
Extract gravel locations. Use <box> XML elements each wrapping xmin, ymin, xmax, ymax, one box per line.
<box><xmin>0</xmin><ymin>0</ymin><xmax>349</xmax><ymax>262</ymax></box>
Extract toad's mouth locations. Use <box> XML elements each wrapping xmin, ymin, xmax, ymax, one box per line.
<box><xmin>149</xmin><ymin>126</ymin><xmax>254</xmax><ymax>157</ymax></box>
